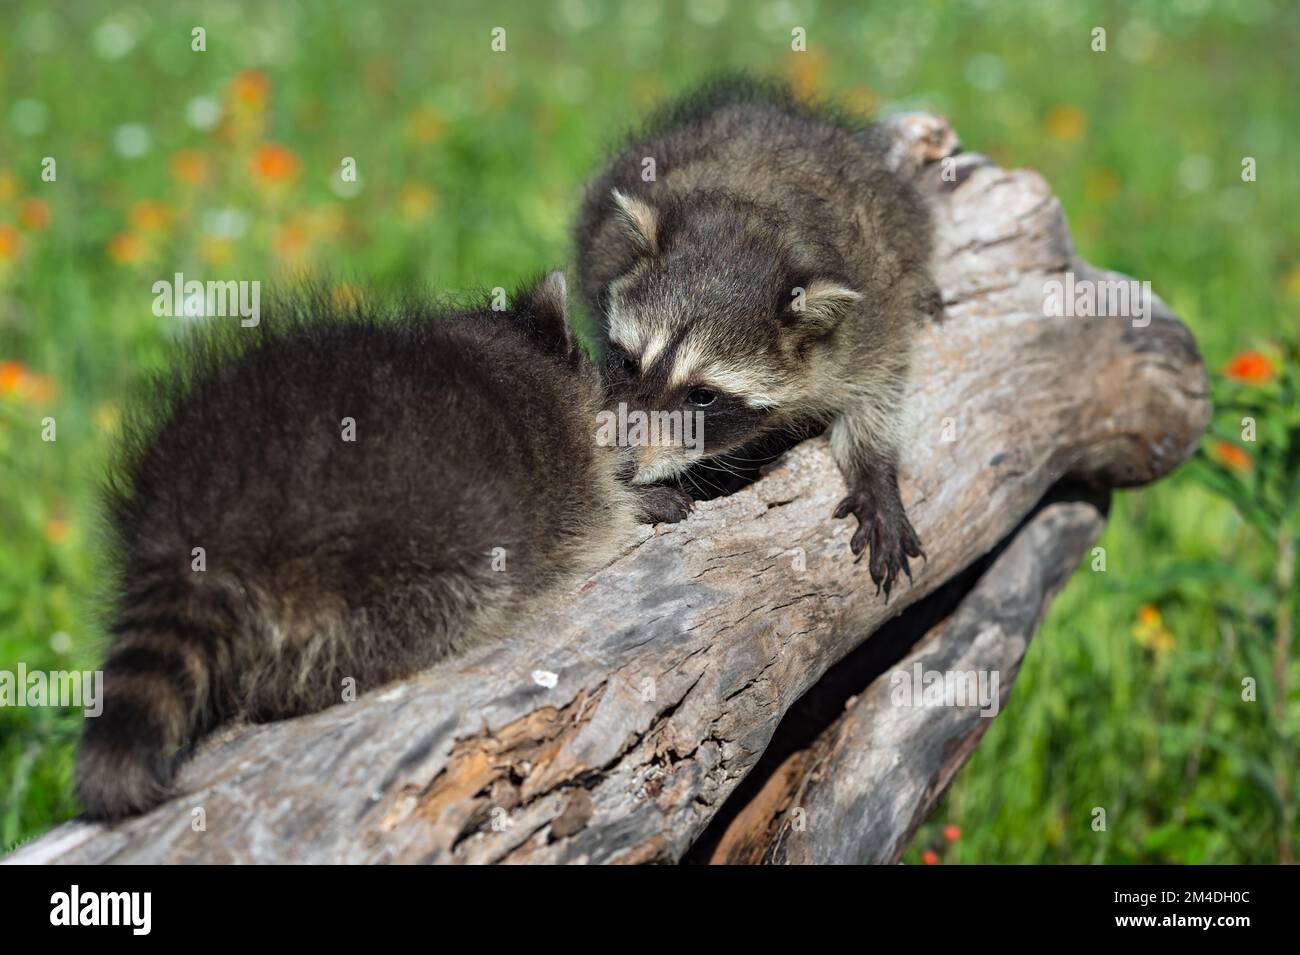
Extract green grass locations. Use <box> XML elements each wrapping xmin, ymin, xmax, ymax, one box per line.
<box><xmin>1</xmin><ymin>0</ymin><xmax>1297</xmax><ymax>860</ymax></box>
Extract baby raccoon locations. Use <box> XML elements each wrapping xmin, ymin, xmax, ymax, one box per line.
<box><xmin>575</xmin><ymin>76</ymin><xmax>941</xmax><ymax>596</ymax></box>
<box><xmin>76</xmin><ymin>272</ymin><xmax>677</xmax><ymax>820</ymax></box>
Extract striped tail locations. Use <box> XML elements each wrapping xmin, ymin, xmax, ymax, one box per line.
<box><xmin>76</xmin><ymin>582</ymin><xmax>239</xmax><ymax>820</ymax></box>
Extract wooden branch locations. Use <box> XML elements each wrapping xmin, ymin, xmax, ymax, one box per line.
<box><xmin>706</xmin><ymin>491</ymin><xmax>1108</xmax><ymax>865</ymax></box>
<box><xmin>6</xmin><ymin>113</ymin><xmax>1209</xmax><ymax>866</ymax></box>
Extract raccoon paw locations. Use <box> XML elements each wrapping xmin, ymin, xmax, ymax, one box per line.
<box><xmin>634</xmin><ymin>485</ymin><xmax>694</xmax><ymax>525</ymax></box>
<box><xmin>833</xmin><ymin>492</ymin><xmax>924</xmax><ymax>600</ymax></box>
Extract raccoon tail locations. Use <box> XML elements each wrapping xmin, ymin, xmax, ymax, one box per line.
<box><xmin>76</xmin><ymin>577</ymin><xmax>245</xmax><ymax>820</ymax></box>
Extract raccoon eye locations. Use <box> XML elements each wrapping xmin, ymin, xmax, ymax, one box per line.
<box><xmin>686</xmin><ymin>387</ymin><xmax>717</xmax><ymax>408</ymax></box>
<box><xmin>607</xmin><ymin>347</ymin><xmax>638</xmax><ymax>377</ymax></box>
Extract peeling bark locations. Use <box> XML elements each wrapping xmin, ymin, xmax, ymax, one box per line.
<box><xmin>6</xmin><ymin>113</ymin><xmax>1209</xmax><ymax>866</ymax></box>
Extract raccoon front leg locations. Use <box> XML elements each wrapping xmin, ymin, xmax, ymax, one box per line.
<box><xmin>828</xmin><ymin>405</ymin><xmax>923</xmax><ymax>599</ymax></box>
<box><xmin>632</xmin><ymin>484</ymin><xmax>694</xmax><ymax>524</ymax></box>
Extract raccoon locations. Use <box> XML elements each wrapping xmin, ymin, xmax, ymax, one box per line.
<box><xmin>76</xmin><ymin>272</ymin><xmax>683</xmax><ymax>820</ymax></box>
<box><xmin>575</xmin><ymin>76</ymin><xmax>942</xmax><ymax>597</ymax></box>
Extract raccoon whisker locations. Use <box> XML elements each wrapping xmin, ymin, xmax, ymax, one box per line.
<box><xmin>695</xmin><ymin>455</ymin><xmax>751</xmax><ymax>480</ymax></box>
<box><xmin>717</xmin><ymin>449</ymin><xmax>777</xmax><ymax>468</ymax></box>
<box><xmin>682</xmin><ymin>467</ymin><xmax>729</xmax><ymax>497</ymax></box>
<box><xmin>699</xmin><ymin>459</ymin><xmax>749</xmax><ymax>481</ymax></box>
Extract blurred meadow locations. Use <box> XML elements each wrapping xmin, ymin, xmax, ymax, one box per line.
<box><xmin>1</xmin><ymin>0</ymin><xmax>1297</xmax><ymax>861</ymax></box>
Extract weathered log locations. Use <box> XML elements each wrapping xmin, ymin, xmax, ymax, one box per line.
<box><xmin>5</xmin><ymin>113</ymin><xmax>1208</xmax><ymax>865</ymax></box>
<box><xmin>704</xmin><ymin>491</ymin><xmax>1108</xmax><ymax>865</ymax></box>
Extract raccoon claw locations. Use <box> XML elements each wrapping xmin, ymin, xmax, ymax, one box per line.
<box><xmin>834</xmin><ymin>493</ymin><xmax>924</xmax><ymax>601</ymax></box>
<box><xmin>634</xmin><ymin>485</ymin><xmax>694</xmax><ymax>525</ymax></box>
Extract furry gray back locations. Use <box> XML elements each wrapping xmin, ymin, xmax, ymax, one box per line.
<box><xmin>77</xmin><ymin>277</ymin><xmax>639</xmax><ymax>820</ymax></box>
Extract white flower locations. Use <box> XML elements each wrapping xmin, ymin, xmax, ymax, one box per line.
<box><xmin>10</xmin><ymin>99</ymin><xmax>48</xmax><ymax>136</ymax></box>
<box><xmin>113</xmin><ymin>123</ymin><xmax>151</xmax><ymax>159</ymax></box>
<box><xmin>94</xmin><ymin>19</ymin><xmax>136</xmax><ymax>60</ymax></box>
<box><xmin>186</xmin><ymin>96</ymin><xmax>222</xmax><ymax>132</ymax></box>
<box><xmin>203</xmin><ymin>208</ymin><xmax>249</xmax><ymax>240</ymax></box>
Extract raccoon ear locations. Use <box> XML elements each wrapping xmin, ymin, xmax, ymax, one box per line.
<box><xmin>527</xmin><ymin>268</ymin><xmax>569</xmax><ymax>322</ymax></box>
<box><xmin>610</xmin><ymin>188</ymin><xmax>659</xmax><ymax>255</ymax></box>
<box><xmin>514</xmin><ymin>269</ymin><xmax>577</xmax><ymax>358</ymax></box>
<box><xmin>787</xmin><ymin>278</ymin><xmax>862</xmax><ymax>331</ymax></box>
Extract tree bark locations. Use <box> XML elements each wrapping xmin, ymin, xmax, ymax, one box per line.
<box><xmin>704</xmin><ymin>490</ymin><xmax>1108</xmax><ymax>865</ymax></box>
<box><xmin>5</xmin><ymin>113</ymin><xmax>1209</xmax><ymax>866</ymax></box>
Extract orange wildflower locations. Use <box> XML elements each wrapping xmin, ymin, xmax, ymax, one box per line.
<box><xmin>273</xmin><ymin>221</ymin><xmax>310</xmax><ymax>260</ymax></box>
<box><xmin>130</xmin><ymin>200</ymin><xmax>172</xmax><ymax>233</ymax></box>
<box><xmin>404</xmin><ymin>105</ymin><xmax>446</xmax><ymax>144</ymax></box>
<box><xmin>1046</xmin><ymin>104</ymin><xmax>1085</xmax><ymax>142</ymax></box>
<box><xmin>231</xmin><ymin>69</ymin><xmax>269</xmax><ymax>109</ymax></box>
<box><xmin>398</xmin><ymin>182</ymin><xmax>435</xmax><ymax>221</ymax></box>
<box><xmin>1223</xmin><ymin>350</ymin><xmax>1275</xmax><ymax>384</ymax></box>
<box><xmin>1133</xmin><ymin>604</ymin><xmax>1175</xmax><ymax>653</ymax></box>
<box><xmin>0</xmin><ymin>224</ymin><xmax>21</xmax><ymax>261</ymax></box>
<box><xmin>787</xmin><ymin>47</ymin><xmax>826</xmax><ymax>102</ymax></box>
<box><xmin>170</xmin><ymin>149</ymin><xmax>209</xmax><ymax>186</ymax></box>
<box><xmin>19</xmin><ymin>198</ymin><xmax>51</xmax><ymax>231</ymax></box>
<box><xmin>309</xmin><ymin>207</ymin><xmax>346</xmax><ymax>242</ymax></box>
<box><xmin>45</xmin><ymin>519</ymin><xmax>69</xmax><ymax>544</ymax></box>
<box><xmin>0</xmin><ymin>360</ymin><xmax>25</xmax><ymax>394</ymax></box>
<box><xmin>943</xmin><ymin>824</ymin><xmax>962</xmax><ymax>843</ymax></box>
<box><xmin>0</xmin><ymin>360</ymin><xmax>56</xmax><ymax>402</ymax></box>
<box><xmin>252</xmin><ymin>143</ymin><xmax>301</xmax><ymax>184</ymax></box>
<box><xmin>921</xmin><ymin>849</ymin><xmax>939</xmax><ymax>865</ymax></box>
<box><xmin>24</xmin><ymin>372</ymin><xmax>56</xmax><ymax>402</ymax></box>
<box><xmin>106</xmin><ymin>232</ymin><xmax>145</xmax><ymax>265</ymax></box>
<box><xmin>199</xmin><ymin>237</ymin><xmax>233</xmax><ymax>266</ymax></box>
<box><xmin>1209</xmin><ymin>440</ymin><xmax>1252</xmax><ymax>473</ymax></box>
